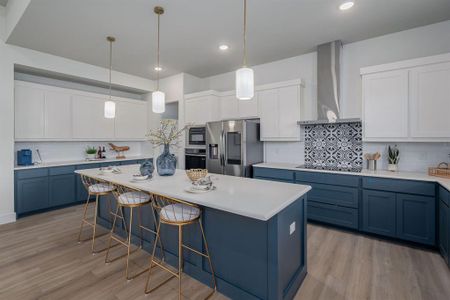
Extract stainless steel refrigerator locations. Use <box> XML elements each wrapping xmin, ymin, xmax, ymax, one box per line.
<box><xmin>206</xmin><ymin>119</ymin><xmax>263</xmax><ymax>177</ymax></box>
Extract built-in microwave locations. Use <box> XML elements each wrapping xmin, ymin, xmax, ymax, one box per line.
<box><xmin>186</xmin><ymin>126</ymin><xmax>206</xmax><ymax>147</ymax></box>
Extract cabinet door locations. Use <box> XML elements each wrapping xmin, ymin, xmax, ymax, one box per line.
<box><xmin>439</xmin><ymin>200</ymin><xmax>449</xmax><ymax>264</ymax></box>
<box><xmin>76</xmin><ymin>163</ymin><xmax>100</xmax><ymax>201</ymax></box>
<box><xmin>362</xmin><ymin>70</ymin><xmax>409</xmax><ymax>139</ymax></box>
<box><xmin>258</xmin><ymin>89</ymin><xmax>279</xmax><ymax>140</ymax></box>
<box><xmin>278</xmin><ymin>85</ymin><xmax>300</xmax><ymax>139</ymax></box>
<box><xmin>16</xmin><ymin>177</ymin><xmax>49</xmax><ymax>214</ymax></box>
<box><xmin>15</xmin><ymin>84</ymin><xmax>45</xmax><ymax>139</ymax></box>
<box><xmin>410</xmin><ymin>62</ymin><xmax>450</xmax><ymax>138</ymax></box>
<box><xmin>115</xmin><ymin>101</ymin><xmax>147</xmax><ymax>139</ymax></box>
<box><xmin>238</xmin><ymin>95</ymin><xmax>258</xmax><ymax>118</ymax></box>
<box><xmin>220</xmin><ymin>95</ymin><xmax>239</xmax><ymax>120</ymax></box>
<box><xmin>49</xmin><ymin>174</ymin><xmax>76</xmax><ymax>206</ymax></box>
<box><xmin>362</xmin><ymin>190</ymin><xmax>397</xmax><ymax>238</ymax></box>
<box><xmin>396</xmin><ymin>194</ymin><xmax>436</xmax><ymax>245</ymax></box>
<box><xmin>72</xmin><ymin>95</ymin><xmax>115</xmax><ymax>139</ymax></box>
<box><xmin>44</xmin><ymin>90</ymin><xmax>72</xmax><ymax>139</ymax></box>
<box><xmin>185</xmin><ymin>97</ymin><xmax>206</xmax><ymax>125</ymax></box>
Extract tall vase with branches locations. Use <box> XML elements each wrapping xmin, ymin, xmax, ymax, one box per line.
<box><xmin>147</xmin><ymin>119</ymin><xmax>188</xmax><ymax>176</ymax></box>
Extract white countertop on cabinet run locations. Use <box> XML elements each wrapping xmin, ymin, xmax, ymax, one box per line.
<box><xmin>14</xmin><ymin>156</ymin><xmax>152</xmax><ymax>170</ymax></box>
<box><xmin>76</xmin><ymin>165</ymin><xmax>311</xmax><ymax>221</ymax></box>
<box><xmin>254</xmin><ymin>162</ymin><xmax>450</xmax><ymax>191</ymax></box>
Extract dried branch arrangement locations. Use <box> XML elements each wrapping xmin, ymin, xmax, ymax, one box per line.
<box><xmin>146</xmin><ymin>119</ymin><xmax>189</xmax><ymax>148</ymax></box>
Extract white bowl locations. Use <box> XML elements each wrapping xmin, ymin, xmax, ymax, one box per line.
<box><xmin>132</xmin><ymin>174</ymin><xmax>149</xmax><ymax>181</ymax></box>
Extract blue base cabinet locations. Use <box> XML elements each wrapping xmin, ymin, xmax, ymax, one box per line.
<box><xmin>15</xmin><ymin>159</ymin><xmax>148</xmax><ymax>217</ymax></box>
<box><xmin>362</xmin><ymin>190</ymin><xmax>397</xmax><ymax>238</ymax></box>
<box><xmin>439</xmin><ymin>187</ymin><xmax>449</xmax><ymax>266</ymax></box>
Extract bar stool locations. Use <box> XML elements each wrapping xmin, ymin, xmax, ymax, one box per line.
<box><xmin>77</xmin><ymin>175</ymin><xmax>116</xmax><ymax>254</ymax></box>
<box><xmin>105</xmin><ymin>184</ymin><xmax>164</xmax><ymax>280</ymax></box>
<box><xmin>144</xmin><ymin>194</ymin><xmax>217</xmax><ymax>300</ymax></box>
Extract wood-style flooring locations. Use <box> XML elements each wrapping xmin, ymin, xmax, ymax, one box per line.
<box><xmin>0</xmin><ymin>205</ymin><xmax>449</xmax><ymax>300</ymax></box>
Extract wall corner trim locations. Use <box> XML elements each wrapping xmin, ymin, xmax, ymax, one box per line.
<box><xmin>0</xmin><ymin>212</ymin><xmax>17</xmax><ymax>225</ymax></box>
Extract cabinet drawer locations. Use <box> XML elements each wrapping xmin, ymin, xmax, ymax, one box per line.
<box><xmin>362</xmin><ymin>177</ymin><xmax>435</xmax><ymax>197</ymax></box>
<box><xmin>297</xmin><ymin>182</ymin><xmax>359</xmax><ymax>208</ymax></box>
<box><xmin>49</xmin><ymin>165</ymin><xmax>76</xmax><ymax>176</ymax></box>
<box><xmin>253</xmin><ymin>168</ymin><xmax>294</xmax><ymax>182</ymax></box>
<box><xmin>308</xmin><ymin>201</ymin><xmax>358</xmax><ymax>230</ymax></box>
<box><xmin>295</xmin><ymin>171</ymin><xmax>360</xmax><ymax>187</ymax></box>
<box><xmin>15</xmin><ymin>168</ymin><xmax>48</xmax><ymax>179</ymax></box>
<box><xmin>439</xmin><ymin>185</ymin><xmax>449</xmax><ymax>207</ymax></box>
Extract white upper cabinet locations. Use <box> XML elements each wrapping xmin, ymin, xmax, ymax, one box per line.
<box><xmin>72</xmin><ymin>95</ymin><xmax>115</xmax><ymax>139</ymax></box>
<box><xmin>409</xmin><ymin>62</ymin><xmax>450</xmax><ymax>138</ymax></box>
<box><xmin>362</xmin><ymin>70</ymin><xmax>409</xmax><ymax>140</ymax></box>
<box><xmin>15</xmin><ymin>83</ymin><xmax>45</xmax><ymax>139</ymax></box>
<box><xmin>14</xmin><ymin>81</ymin><xmax>147</xmax><ymax>141</ymax></box>
<box><xmin>44</xmin><ymin>90</ymin><xmax>72</xmax><ymax>139</ymax></box>
<box><xmin>361</xmin><ymin>53</ymin><xmax>450</xmax><ymax>142</ymax></box>
<box><xmin>115</xmin><ymin>100</ymin><xmax>147</xmax><ymax>139</ymax></box>
<box><xmin>258</xmin><ymin>83</ymin><xmax>302</xmax><ymax>141</ymax></box>
<box><xmin>184</xmin><ymin>92</ymin><xmax>220</xmax><ymax>125</ymax></box>
<box><xmin>220</xmin><ymin>94</ymin><xmax>239</xmax><ymax>120</ymax></box>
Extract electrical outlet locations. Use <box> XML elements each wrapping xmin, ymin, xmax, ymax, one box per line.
<box><xmin>289</xmin><ymin>222</ymin><xmax>296</xmax><ymax>235</ymax></box>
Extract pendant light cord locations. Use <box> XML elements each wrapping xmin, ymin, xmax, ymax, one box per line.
<box><xmin>156</xmin><ymin>11</ymin><xmax>161</xmax><ymax>90</ymax></box>
<box><xmin>109</xmin><ymin>39</ymin><xmax>113</xmax><ymax>99</ymax></box>
<box><xmin>243</xmin><ymin>0</ymin><xmax>247</xmax><ymax>67</ymax></box>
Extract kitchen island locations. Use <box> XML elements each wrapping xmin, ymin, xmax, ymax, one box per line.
<box><xmin>76</xmin><ymin>165</ymin><xmax>311</xmax><ymax>300</ymax></box>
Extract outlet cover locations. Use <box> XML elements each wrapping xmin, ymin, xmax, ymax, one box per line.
<box><xmin>289</xmin><ymin>222</ymin><xmax>296</xmax><ymax>235</ymax></box>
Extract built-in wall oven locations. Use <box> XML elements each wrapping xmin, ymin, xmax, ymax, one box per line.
<box><xmin>186</xmin><ymin>126</ymin><xmax>206</xmax><ymax>147</ymax></box>
<box><xmin>185</xmin><ymin>148</ymin><xmax>206</xmax><ymax>169</ymax></box>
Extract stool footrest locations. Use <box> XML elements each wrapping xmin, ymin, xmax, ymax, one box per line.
<box><xmin>182</xmin><ymin>244</ymin><xmax>208</xmax><ymax>258</ymax></box>
<box><xmin>151</xmin><ymin>260</ymin><xmax>180</xmax><ymax>278</ymax></box>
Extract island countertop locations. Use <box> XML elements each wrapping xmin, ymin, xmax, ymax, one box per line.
<box><xmin>76</xmin><ymin>164</ymin><xmax>311</xmax><ymax>221</ymax></box>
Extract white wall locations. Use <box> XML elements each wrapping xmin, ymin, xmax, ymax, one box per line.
<box><xmin>198</xmin><ymin>20</ymin><xmax>450</xmax><ymax>172</ymax></box>
<box><xmin>0</xmin><ymin>7</ymin><xmax>156</xmax><ymax>224</ymax></box>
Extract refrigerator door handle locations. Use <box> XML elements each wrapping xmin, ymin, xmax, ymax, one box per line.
<box><xmin>220</xmin><ymin>130</ymin><xmax>225</xmax><ymax>167</ymax></box>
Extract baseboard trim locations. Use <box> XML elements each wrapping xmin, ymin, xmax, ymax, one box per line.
<box><xmin>0</xmin><ymin>212</ymin><xmax>17</xmax><ymax>225</ymax></box>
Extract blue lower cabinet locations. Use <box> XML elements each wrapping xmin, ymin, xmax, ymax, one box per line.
<box><xmin>298</xmin><ymin>182</ymin><xmax>359</xmax><ymax>208</ymax></box>
<box><xmin>49</xmin><ymin>174</ymin><xmax>76</xmax><ymax>207</ymax></box>
<box><xmin>439</xmin><ymin>199</ymin><xmax>449</xmax><ymax>264</ymax></box>
<box><xmin>253</xmin><ymin>167</ymin><xmax>295</xmax><ymax>183</ymax></box>
<box><xmin>362</xmin><ymin>190</ymin><xmax>397</xmax><ymax>238</ymax></box>
<box><xmin>396</xmin><ymin>194</ymin><xmax>436</xmax><ymax>246</ymax></box>
<box><xmin>16</xmin><ymin>176</ymin><xmax>49</xmax><ymax>214</ymax></box>
<box><xmin>308</xmin><ymin>201</ymin><xmax>358</xmax><ymax>229</ymax></box>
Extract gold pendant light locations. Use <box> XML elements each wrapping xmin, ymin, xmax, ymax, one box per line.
<box><xmin>152</xmin><ymin>6</ymin><xmax>165</xmax><ymax>114</ymax></box>
<box><xmin>236</xmin><ymin>0</ymin><xmax>254</xmax><ymax>100</ymax></box>
<box><xmin>104</xmin><ymin>36</ymin><xmax>116</xmax><ymax>118</ymax></box>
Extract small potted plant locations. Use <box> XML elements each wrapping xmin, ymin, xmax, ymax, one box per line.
<box><xmin>388</xmin><ymin>145</ymin><xmax>399</xmax><ymax>172</ymax></box>
<box><xmin>85</xmin><ymin>146</ymin><xmax>97</xmax><ymax>160</ymax></box>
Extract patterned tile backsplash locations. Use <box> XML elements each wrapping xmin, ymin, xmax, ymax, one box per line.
<box><xmin>304</xmin><ymin>121</ymin><xmax>363</xmax><ymax>172</ymax></box>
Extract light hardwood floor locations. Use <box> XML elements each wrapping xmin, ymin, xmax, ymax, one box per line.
<box><xmin>0</xmin><ymin>205</ymin><xmax>449</xmax><ymax>300</ymax></box>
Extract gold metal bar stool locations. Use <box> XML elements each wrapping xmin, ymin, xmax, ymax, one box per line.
<box><xmin>105</xmin><ymin>184</ymin><xmax>164</xmax><ymax>280</ymax></box>
<box><xmin>77</xmin><ymin>175</ymin><xmax>116</xmax><ymax>254</ymax></box>
<box><xmin>144</xmin><ymin>194</ymin><xmax>217</xmax><ymax>300</ymax></box>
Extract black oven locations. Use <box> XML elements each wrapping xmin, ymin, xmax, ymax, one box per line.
<box><xmin>187</xmin><ymin>126</ymin><xmax>206</xmax><ymax>146</ymax></box>
<box><xmin>185</xmin><ymin>148</ymin><xmax>206</xmax><ymax>169</ymax></box>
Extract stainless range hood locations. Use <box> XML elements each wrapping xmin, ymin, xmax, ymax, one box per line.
<box><xmin>299</xmin><ymin>41</ymin><xmax>360</xmax><ymax>125</ymax></box>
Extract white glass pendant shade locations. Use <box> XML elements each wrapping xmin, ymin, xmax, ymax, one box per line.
<box><xmin>104</xmin><ymin>100</ymin><xmax>116</xmax><ymax>118</ymax></box>
<box><xmin>152</xmin><ymin>90</ymin><xmax>165</xmax><ymax>113</ymax></box>
<box><xmin>236</xmin><ymin>67</ymin><xmax>254</xmax><ymax>100</ymax></box>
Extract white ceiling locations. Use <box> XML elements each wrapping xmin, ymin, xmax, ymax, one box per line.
<box><xmin>7</xmin><ymin>0</ymin><xmax>450</xmax><ymax>79</ymax></box>
<box><xmin>0</xmin><ymin>0</ymin><xmax>8</xmax><ymax>7</ymax></box>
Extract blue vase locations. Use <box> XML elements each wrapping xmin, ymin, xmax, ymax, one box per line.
<box><xmin>157</xmin><ymin>144</ymin><xmax>177</xmax><ymax>176</ymax></box>
<box><xmin>140</xmin><ymin>159</ymin><xmax>154</xmax><ymax>177</ymax></box>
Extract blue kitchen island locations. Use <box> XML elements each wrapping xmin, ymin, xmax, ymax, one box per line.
<box><xmin>76</xmin><ymin>165</ymin><xmax>311</xmax><ymax>300</ymax></box>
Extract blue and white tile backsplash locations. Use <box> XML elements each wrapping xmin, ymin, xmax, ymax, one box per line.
<box><xmin>304</xmin><ymin>122</ymin><xmax>363</xmax><ymax>171</ymax></box>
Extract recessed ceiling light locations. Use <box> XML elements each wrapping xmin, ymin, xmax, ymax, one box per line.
<box><xmin>339</xmin><ymin>1</ymin><xmax>354</xmax><ymax>10</ymax></box>
<box><xmin>219</xmin><ymin>44</ymin><xmax>229</xmax><ymax>51</ymax></box>
<box><xmin>154</xmin><ymin>66</ymin><xmax>162</xmax><ymax>71</ymax></box>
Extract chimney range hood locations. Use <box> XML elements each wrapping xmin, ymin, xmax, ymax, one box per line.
<box><xmin>298</xmin><ymin>40</ymin><xmax>360</xmax><ymax>125</ymax></box>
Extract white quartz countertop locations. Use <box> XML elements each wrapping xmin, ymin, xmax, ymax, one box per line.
<box><xmin>76</xmin><ymin>165</ymin><xmax>311</xmax><ymax>221</ymax></box>
<box><xmin>14</xmin><ymin>156</ymin><xmax>152</xmax><ymax>170</ymax></box>
<box><xmin>254</xmin><ymin>162</ymin><xmax>450</xmax><ymax>191</ymax></box>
